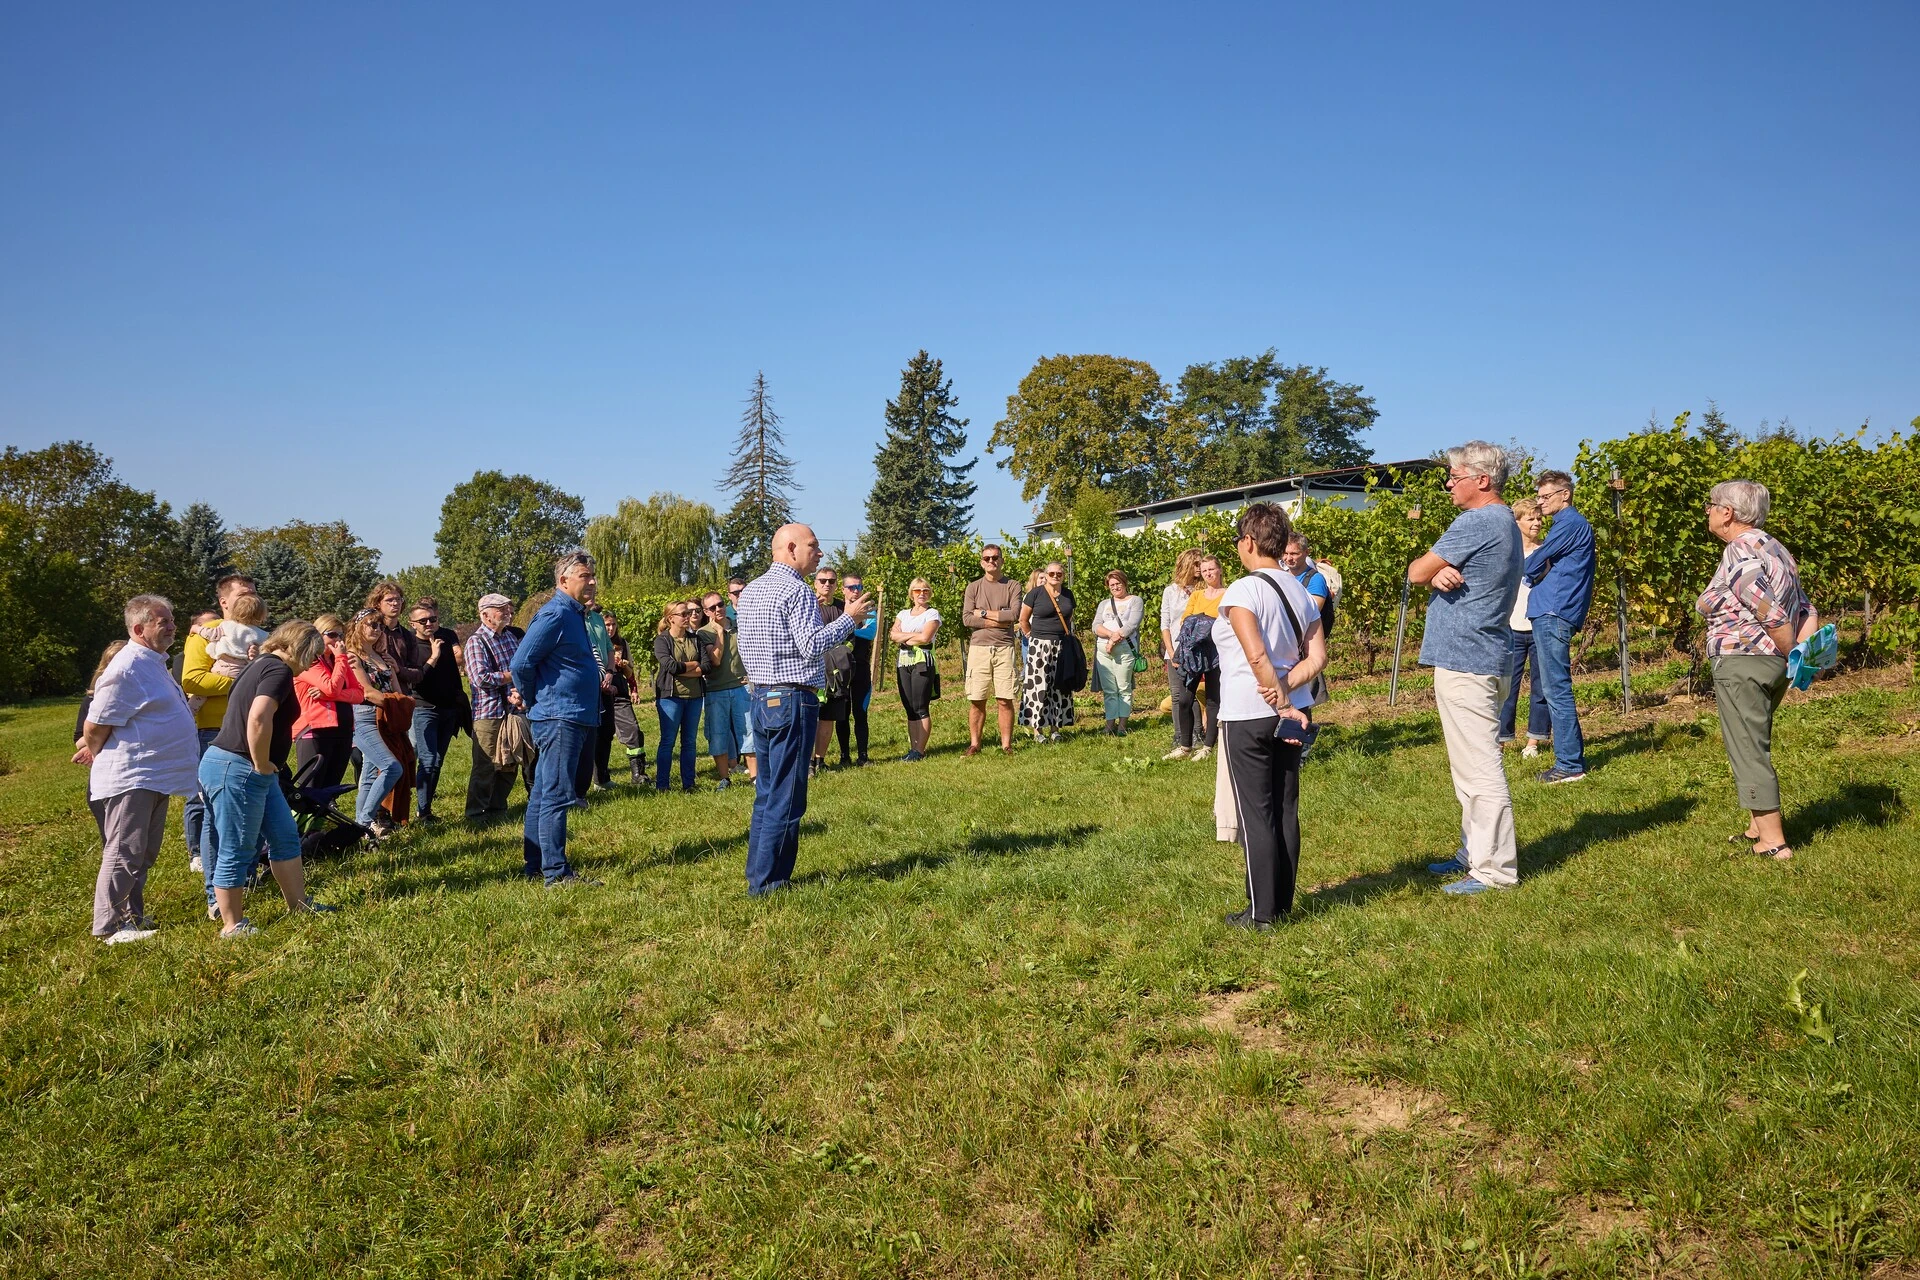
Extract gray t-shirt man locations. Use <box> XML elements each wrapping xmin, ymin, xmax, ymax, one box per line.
<box><xmin>1419</xmin><ymin>504</ymin><xmax>1522</xmax><ymax>676</ymax></box>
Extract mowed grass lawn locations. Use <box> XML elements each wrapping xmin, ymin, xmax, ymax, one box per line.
<box><xmin>2</xmin><ymin>673</ymin><xmax>1917</xmax><ymax>1278</ymax></box>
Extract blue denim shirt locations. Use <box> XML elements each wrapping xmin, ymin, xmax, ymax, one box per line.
<box><xmin>510</xmin><ymin>591</ymin><xmax>599</xmax><ymax>725</ymax></box>
<box><xmin>1523</xmin><ymin>504</ymin><xmax>1596</xmax><ymax>629</ymax></box>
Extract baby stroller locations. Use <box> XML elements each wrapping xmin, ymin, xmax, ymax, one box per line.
<box><xmin>289</xmin><ymin>781</ymin><xmax>379</xmax><ymax>860</ymax></box>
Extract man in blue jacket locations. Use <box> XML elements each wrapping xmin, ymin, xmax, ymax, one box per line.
<box><xmin>509</xmin><ymin>549</ymin><xmax>603</xmax><ymax>887</ymax></box>
<box><xmin>1524</xmin><ymin>471</ymin><xmax>1596</xmax><ymax>783</ymax></box>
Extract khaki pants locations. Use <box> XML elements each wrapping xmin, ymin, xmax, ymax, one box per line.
<box><xmin>1434</xmin><ymin>668</ymin><xmax>1518</xmax><ymax>887</ymax></box>
<box><xmin>90</xmin><ymin>788</ymin><xmax>170</xmax><ymax>935</ymax></box>
<box><xmin>466</xmin><ymin>718</ymin><xmax>532</xmax><ymax>817</ymax></box>
<box><xmin>1711</xmin><ymin>654</ymin><xmax>1789</xmax><ymax>810</ymax></box>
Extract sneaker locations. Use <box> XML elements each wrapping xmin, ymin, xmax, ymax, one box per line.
<box><xmin>207</xmin><ymin>903</ymin><xmax>221</xmax><ymax>923</ymax></box>
<box><xmin>1426</xmin><ymin>855</ymin><xmax>1467</xmax><ymax>876</ymax></box>
<box><xmin>103</xmin><ymin>924</ymin><xmax>158</xmax><ymax>945</ymax></box>
<box><xmin>1191</xmin><ymin>746</ymin><xmax>1212</xmax><ymax>762</ymax></box>
<box><xmin>1441</xmin><ymin>876</ymin><xmax>1495</xmax><ymax>895</ymax></box>
<box><xmin>545</xmin><ymin>873</ymin><xmax>603</xmax><ymax>889</ymax></box>
<box><xmin>220</xmin><ymin>919</ymin><xmax>259</xmax><ymax>938</ymax></box>
<box><xmin>1048</xmin><ymin>732</ymin><xmax>1062</xmax><ymax>744</ymax></box>
<box><xmin>1222</xmin><ymin>908</ymin><xmax>1277</xmax><ymax>932</ymax></box>
<box><xmin>189</xmin><ymin>854</ymin><xmax>204</xmax><ymax>874</ymax></box>
<box><xmin>902</xmin><ymin>749</ymin><xmax>923</xmax><ymax>762</ymax></box>
<box><xmin>1538</xmin><ymin>768</ymin><xmax>1588</xmax><ymax>785</ymax></box>
<box><xmin>1521</xmin><ymin>741</ymin><xmax>1542</xmax><ymax>759</ymax></box>
<box><xmin>715</xmin><ymin>778</ymin><xmax>731</xmax><ymax>791</ymax></box>
<box><xmin>1163</xmin><ymin>746</ymin><xmax>1191</xmax><ymax>761</ymax></box>
<box><xmin>293</xmin><ymin>897</ymin><xmax>338</xmax><ymax>915</ymax></box>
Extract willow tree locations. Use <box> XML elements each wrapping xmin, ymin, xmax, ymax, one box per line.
<box><xmin>586</xmin><ymin>492</ymin><xmax>725</xmax><ymax>589</ymax></box>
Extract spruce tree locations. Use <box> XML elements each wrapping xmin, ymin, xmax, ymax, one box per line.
<box><xmin>862</xmin><ymin>350</ymin><xmax>976</xmax><ymax>555</ymax></box>
<box><xmin>249</xmin><ymin>539</ymin><xmax>308</xmax><ymax>621</ymax></box>
<box><xmin>177</xmin><ymin>502</ymin><xmax>235</xmax><ymax>613</ymax></box>
<box><xmin>717</xmin><ymin>371</ymin><xmax>798</xmax><ymax>574</ymax></box>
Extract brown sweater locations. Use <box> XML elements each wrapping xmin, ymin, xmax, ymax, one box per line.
<box><xmin>962</xmin><ymin>577</ymin><xmax>1023</xmax><ymax>648</ymax></box>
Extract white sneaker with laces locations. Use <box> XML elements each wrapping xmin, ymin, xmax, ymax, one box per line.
<box><xmin>189</xmin><ymin>854</ymin><xmax>203</xmax><ymax>874</ymax></box>
<box><xmin>1191</xmin><ymin>746</ymin><xmax>1212</xmax><ymax>762</ymax></box>
<box><xmin>1521</xmin><ymin>741</ymin><xmax>1541</xmax><ymax>759</ymax></box>
<box><xmin>103</xmin><ymin>925</ymin><xmax>158</xmax><ymax>945</ymax></box>
<box><xmin>1163</xmin><ymin>746</ymin><xmax>1191</xmax><ymax>761</ymax></box>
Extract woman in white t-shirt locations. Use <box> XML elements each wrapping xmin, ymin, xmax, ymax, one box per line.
<box><xmin>1213</xmin><ymin>503</ymin><xmax>1328</xmax><ymax>929</ymax></box>
<box><xmin>888</xmin><ymin>579</ymin><xmax>942</xmax><ymax>761</ymax></box>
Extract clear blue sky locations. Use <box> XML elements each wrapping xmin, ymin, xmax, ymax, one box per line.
<box><xmin>4</xmin><ymin>2</ymin><xmax>1915</xmax><ymax>569</ymax></box>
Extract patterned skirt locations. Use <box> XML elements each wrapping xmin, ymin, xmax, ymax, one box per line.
<box><xmin>1018</xmin><ymin>636</ymin><xmax>1075</xmax><ymax>732</ymax></box>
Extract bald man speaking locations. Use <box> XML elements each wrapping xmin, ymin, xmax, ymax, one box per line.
<box><xmin>735</xmin><ymin>524</ymin><xmax>874</xmax><ymax>895</ymax></box>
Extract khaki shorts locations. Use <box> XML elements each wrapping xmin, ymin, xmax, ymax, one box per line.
<box><xmin>965</xmin><ymin>644</ymin><xmax>1019</xmax><ymax>702</ymax></box>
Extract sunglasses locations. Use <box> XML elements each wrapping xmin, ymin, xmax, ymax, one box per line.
<box><xmin>321</xmin><ymin>631</ymin><xmax>344</xmax><ymax>641</ymax></box>
<box><xmin>727</xmin><ymin>587</ymin><xmax>743</xmax><ymax>595</ymax></box>
<box><xmin>706</xmin><ymin>603</ymin><xmax>726</xmax><ymax>612</ymax></box>
<box><xmin>980</xmin><ymin>555</ymin><xmax>1001</xmax><ymax>562</ymax></box>
<box><xmin>413</xmin><ymin>615</ymin><xmax>438</xmax><ymax>624</ymax></box>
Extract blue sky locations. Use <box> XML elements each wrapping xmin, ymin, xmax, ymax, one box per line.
<box><xmin>3</xmin><ymin>2</ymin><xmax>1915</xmax><ymax>569</ymax></box>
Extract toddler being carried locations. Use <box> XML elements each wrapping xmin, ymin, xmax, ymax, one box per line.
<box><xmin>188</xmin><ymin>593</ymin><xmax>269</xmax><ymax>712</ymax></box>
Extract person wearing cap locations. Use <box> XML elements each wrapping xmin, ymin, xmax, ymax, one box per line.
<box><xmin>464</xmin><ymin>592</ymin><xmax>528</xmax><ymax>819</ymax></box>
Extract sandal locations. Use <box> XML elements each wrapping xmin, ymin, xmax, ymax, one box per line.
<box><xmin>1751</xmin><ymin>844</ymin><xmax>1793</xmax><ymax>861</ymax></box>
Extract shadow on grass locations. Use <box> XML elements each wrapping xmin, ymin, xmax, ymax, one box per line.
<box><xmin>634</xmin><ymin>821</ymin><xmax>827</xmax><ymax>871</ymax></box>
<box><xmin>1583</xmin><ymin>721</ymin><xmax>1707</xmax><ymax>771</ymax></box>
<box><xmin>1296</xmin><ymin>795</ymin><xmax>1700</xmax><ymax>913</ymax></box>
<box><xmin>1789</xmin><ymin>782</ymin><xmax>1904</xmax><ymax>845</ymax></box>
<box><xmin>801</xmin><ymin>822</ymin><xmax>1101</xmax><ymax>886</ymax></box>
<box><xmin>1314</xmin><ymin>717</ymin><xmax>1442</xmax><ymax>759</ymax></box>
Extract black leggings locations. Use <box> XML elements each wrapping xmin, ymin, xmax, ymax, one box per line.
<box><xmin>1222</xmin><ymin>718</ymin><xmax>1303</xmax><ymax>921</ymax></box>
<box><xmin>1172</xmin><ymin>670</ymin><xmax>1219</xmax><ymax>748</ymax></box>
<box><xmin>293</xmin><ymin>727</ymin><xmax>353</xmax><ymax>792</ymax></box>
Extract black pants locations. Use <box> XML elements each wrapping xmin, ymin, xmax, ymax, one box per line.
<box><xmin>1222</xmin><ymin>718</ymin><xmax>1303</xmax><ymax>921</ymax></box>
<box><xmin>593</xmin><ymin>691</ymin><xmax>616</xmax><ymax>786</ymax></box>
<box><xmin>837</xmin><ymin>668</ymin><xmax>872</xmax><ymax>763</ymax></box>
<box><xmin>1172</xmin><ymin>670</ymin><xmax>1220</xmax><ymax>748</ymax></box>
<box><xmin>293</xmin><ymin>726</ymin><xmax>353</xmax><ymax>792</ymax></box>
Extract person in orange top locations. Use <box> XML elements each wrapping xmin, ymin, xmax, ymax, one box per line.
<box><xmin>292</xmin><ymin>613</ymin><xmax>365</xmax><ymax>793</ymax></box>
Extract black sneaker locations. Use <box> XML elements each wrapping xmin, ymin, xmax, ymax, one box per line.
<box><xmin>1222</xmin><ymin>908</ymin><xmax>1277</xmax><ymax>932</ymax></box>
<box><xmin>1538</xmin><ymin>767</ymin><xmax>1588</xmax><ymax>785</ymax></box>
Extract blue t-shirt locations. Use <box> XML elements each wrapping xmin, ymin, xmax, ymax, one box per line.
<box><xmin>1297</xmin><ymin>568</ymin><xmax>1329</xmax><ymax>600</ymax></box>
<box><xmin>1419</xmin><ymin>504</ymin><xmax>1522</xmax><ymax>677</ymax></box>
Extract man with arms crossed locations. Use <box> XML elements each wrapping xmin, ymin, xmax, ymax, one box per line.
<box><xmin>1523</xmin><ymin>470</ymin><xmax>1596</xmax><ymax>784</ymax></box>
<box><xmin>736</xmin><ymin>524</ymin><xmax>873</xmax><ymax>896</ymax></box>
<box><xmin>962</xmin><ymin>544</ymin><xmax>1021</xmax><ymax>755</ymax></box>
<box><xmin>1410</xmin><ymin>441</ymin><xmax>1524</xmax><ymax>895</ymax></box>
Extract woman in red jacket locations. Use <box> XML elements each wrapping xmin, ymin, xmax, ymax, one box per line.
<box><xmin>292</xmin><ymin>613</ymin><xmax>365</xmax><ymax>792</ymax></box>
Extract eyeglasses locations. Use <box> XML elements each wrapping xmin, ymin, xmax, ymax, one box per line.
<box><xmin>1046</xmin><ymin>571</ymin><xmax>1064</xmax><ymax>578</ymax></box>
<box><xmin>980</xmin><ymin>554</ymin><xmax>1001</xmax><ymax>562</ymax></box>
<box><xmin>911</xmin><ymin>587</ymin><xmax>931</xmax><ymax>594</ymax></box>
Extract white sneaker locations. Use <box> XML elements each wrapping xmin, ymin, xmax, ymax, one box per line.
<box><xmin>1191</xmin><ymin>746</ymin><xmax>1212</xmax><ymax>762</ymax></box>
<box><xmin>103</xmin><ymin>925</ymin><xmax>158</xmax><ymax>945</ymax></box>
<box><xmin>1163</xmin><ymin>747</ymin><xmax>1191</xmax><ymax>761</ymax></box>
<box><xmin>189</xmin><ymin>854</ymin><xmax>203</xmax><ymax>874</ymax></box>
<box><xmin>1521</xmin><ymin>742</ymin><xmax>1541</xmax><ymax>759</ymax></box>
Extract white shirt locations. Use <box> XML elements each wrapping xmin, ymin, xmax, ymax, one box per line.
<box><xmin>206</xmin><ymin>620</ymin><xmax>268</xmax><ymax>663</ymax></box>
<box><xmin>1509</xmin><ymin>578</ymin><xmax>1534</xmax><ymax>632</ymax></box>
<box><xmin>1159</xmin><ymin>583</ymin><xmax>1190</xmax><ymax>647</ymax></box>
<box><xmin>87</xmin><ymin>643</ymin><xmax>203</xmax><ymax>801</ymax></box>
<box><xmin>1212</xmin><ymin>569</ymin><xmax>1320</xmax><ymax>722</ymax></box>
<box><xmin>893</xmin><ymin>607</ymin><xmax>941</xmax><ymax>646</ymax></box>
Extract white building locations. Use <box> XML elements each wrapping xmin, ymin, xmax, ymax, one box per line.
<box><xmin>1025</xmin><ymin>459</ymin><xmax>1439</xmax><ymax>541</ymax></box>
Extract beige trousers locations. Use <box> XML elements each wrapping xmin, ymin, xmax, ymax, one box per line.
<box><xmin>1433</xmin><ymin>667</ymin><xmax>1518</xmax><ymax>887</ymax></box>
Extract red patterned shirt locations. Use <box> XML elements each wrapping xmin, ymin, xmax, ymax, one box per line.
<box><xmin>1696</xmin><ymin>529</ymin><xmax>1808</xmax><ymax>658</ymax></box>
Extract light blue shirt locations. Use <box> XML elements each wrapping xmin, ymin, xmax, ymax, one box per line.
<box><xmin>1419</xmin><ymin>504</ymin><xmax>1522</xmax><ymax>677</ymax></box>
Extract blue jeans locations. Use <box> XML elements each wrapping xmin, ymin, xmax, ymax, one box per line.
<box><xmin>1499</xmin><ymin>630</ymin><xmax>1552</xmax><ymax>743</ymax></box>
<box><xmin>352</xmin><ymin>707</ymin><xmax>403</xmax><ymax>827</ymax></box>
<box><xmin>198</xmin><ymin>746</ymin><xmax>302</xmax><ymax>890</ymax></box>
<box><xmin>525</xmin><ymin>717</ymin><xmax>592</xmax><ymax>882</ymax></box>
<box><xmin>656</xmin><ymin>696</ymin><xmax>703</xmax><ymax>791</ymax></box>
<box><xmin>745</xmin><ymin>685</ymin><xmax>817</xmax><ymax>895</ymax></box>
<box><xmin>1532</xmin><ymin>614</ymin><xmax>1587</xmax><ymax>774</ymax></box>
<box><xmin>410</xmin><ymin>703</ymin><xmax>455</xmax><ymax>817</ymax></box>
<box><xmin>182</xmin><ymin>726</ymin><xmax>219</xmax><ymax>866</ymax></box>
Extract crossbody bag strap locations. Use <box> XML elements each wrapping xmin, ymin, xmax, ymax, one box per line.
<box><xmin>1253</xmin><ymin>571</ymin><xmax>1308</xmax><ymax>655</ymax></box>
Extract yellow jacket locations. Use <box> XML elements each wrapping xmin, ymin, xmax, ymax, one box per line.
<box><xmin>180</xmin><ymin>630</ymin><xmax>234</xmax><ymax>730</ymax></box>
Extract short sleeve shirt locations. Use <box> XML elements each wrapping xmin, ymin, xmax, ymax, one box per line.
<box><xmin>212</xmin><ymin>655</ymin><xmax>300</xmax><ymax>766</ymax></box>
<box><xmin>1024</xmin><ymin>586</ymin><xmax>1074</xmax><ymax>638</ymax></box>
<box><xmin>1418</xmin><ymin>504</ymin><xmax>1523</xmax><ymax>677</ymax></box>
<box><xmin>1213</xmin><ymin>571</ymin><xmax>1320</xmax><ymax>721</ymax></box>
<box><xmin>87</xmin><ymin>643</ymin><xmax>202</xmax><ymax>801</ymax></box>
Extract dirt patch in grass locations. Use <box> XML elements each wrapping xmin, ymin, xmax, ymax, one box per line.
<box><xmin>1196</xmin><ymin>987</ymin><xmax>1292</xmax><ymax>1052</ymax></box>
<box><xmin>1314</xmin><ymin>1078</ymin><xmax>1455</xmax><ymax>1137</ymax></box>
<box><xmin>1561</xmin><ymin>1196</ymin><xmax>1650</xmax><ymax>1242</ymax></box>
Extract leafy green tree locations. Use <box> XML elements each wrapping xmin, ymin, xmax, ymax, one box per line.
<box><xmin>248</xmin><ymin>539</ymin><xmax>309</xmax><ymax>620</ymax></box>
<box><xmin>0</xmin><ymin>502</ymin><xmax>110</xmax><ymax>700</ymax></box>
<box><xmin>0</xmin><ymin>441</ymin><xmax>193</xmax><ymax>608</ymax></box>
<box><xmin>718</xmin><ymin>371</ymin><xmax>799</xmax><ymax>575</ymax></box>
<box><xmin>989</xmin><ymin>354</ymin><xmax>1192</xmax><ymax>516</ymax></box>
<box><xmin>177</xmin><ymin>502</ymin><xmax>235</xmax><ymax>615</ymax></box>
<box><xmin>301</xmin><ymin>534</ymin><xmax>383</xmax><ymax>620</ymax></box>
<box><xmin>1174</xmin><ymin>356</ymin><xmax>1377</xmax><ymax>490</ymax></box>
<box><xmin>586</xmin><ymin>493</ymin><xmax>725</xmax><ymax>589</ymax></box>
<box><xmin>431</xmin><ymin>471</ymin><xmax>587</xmax><ymax>622</ymax></box>
<box><xmin>862</xmin><ymin>350</ymin><xmax>976</xmax><ymax>555</ymax></box>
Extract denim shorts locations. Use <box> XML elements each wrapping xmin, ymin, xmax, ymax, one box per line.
<box><xmin>705</xmin><ymin>685</ymin><xmax>750</xmax><ymax>757</ymax></box>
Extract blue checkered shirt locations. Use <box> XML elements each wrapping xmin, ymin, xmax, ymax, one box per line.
<box><xmin>464</xmin><ymin>622</ymin><xmax>519</xmax><ymax>719</ymax></box>
<box><xmin>737</xmin><ymin>562</ymin><xmax>856</xmax><ymax>688</ymax></box>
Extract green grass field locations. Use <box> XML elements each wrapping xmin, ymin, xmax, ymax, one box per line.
<box><xmin>2</xmin><ymin>671</ymin><xmax>1917</xmax><ymax>1278</ymax></box>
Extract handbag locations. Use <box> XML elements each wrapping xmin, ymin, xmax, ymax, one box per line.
<box><xmin>1041</xmin><ymin>582</ymin><xmax>1089</xmax><ymax>694</ymax></box>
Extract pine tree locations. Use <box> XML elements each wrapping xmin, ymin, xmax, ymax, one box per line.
<box><xmin>177</xmin><ymin>502</ymin><xmax>234</xmax><ymax>613</ymax></box>
<box><xmin>1699</xmin><ymin>400</ymin><xmax>1743</xmax><ymax>450</ymax></box>
<box><xmin>250</xmin><ymin>539</ymin><xmax>308</xmax><ymax>621</ymax></box>
<box><xmin>300</xmin><ymin>534</ymin><xmax>381</xmax><ymax>621</ymax></box>
<box><xmin>862</xmin><ymin>350</ymin><xmax>976</xmax><ymax>555</ymax></box>
<box><xmin>717</xmin><ymin>371</ymin><xmax>799</xmax><ymax>574</ymax></box>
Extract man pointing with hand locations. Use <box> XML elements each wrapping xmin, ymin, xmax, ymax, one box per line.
<box><xmin>735</xmin><ymin>523</ymin><xmax>873</xmax><ymax>896</ymax></box>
